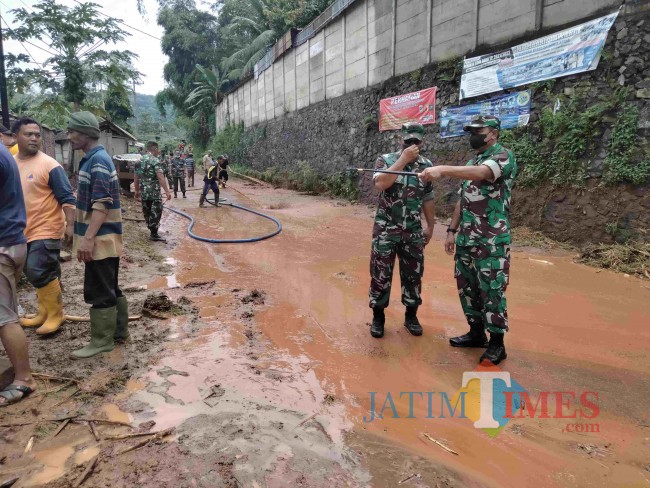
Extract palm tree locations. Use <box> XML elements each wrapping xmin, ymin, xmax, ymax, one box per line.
<box><xmin>220</xmin><ymin>0</ymin><xmax>278</xmax><ymax>82</ymax></box>
<box><xmin>184</xmin><ymin>64</ymin><xmax>225</xmax><ymax>142</ymax></box>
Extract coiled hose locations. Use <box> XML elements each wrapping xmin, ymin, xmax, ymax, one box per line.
<box><xmin>163</xmin><ymin>197</ymin><xmax>282</xmax><ymax>244</ymax></box>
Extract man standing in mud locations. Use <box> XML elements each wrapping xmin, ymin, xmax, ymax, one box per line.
<box><xmin>369</xmin><ymin>122</ymin><xmax>436</xmax><ymax>339</ymax></box>
<box><xmin>67</xmin><ymin>112</ymin><xmax>126</xmax><ymax>359</ymax></box>
<box><xmin>171</xmin><ymin>151</ymin><xmax>187</xmax><ymax>198</ymax></box>
<box><xmin>134</xmin><ymin>141</ymin><xmax>172</xmax><ymax>241</ymax></box>
<box><xmin>419</xmin><ymin>115</ymin><xmax>516</xmax><ymax>365</ymax></box>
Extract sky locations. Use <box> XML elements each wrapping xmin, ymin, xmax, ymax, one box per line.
<box><xmin>0</xmin><ymin>0</ymin><xmax>169</xmax><ymax>95</ymax></box>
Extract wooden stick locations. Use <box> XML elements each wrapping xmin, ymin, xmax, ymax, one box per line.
<box><xmin>0</xmin><ymin>477</ymin><xmax>19</xmax><ymax>488</ymax></box>
<box><xmin>33</xmin><ymin>381</ymin><xmax>74</xmax><ymax>399</ymax></box>
<box><xmin>296</xmin><ymin>412</ymin><xmax>318</xmax><ymax>428</ymax></box>
<box><xmin>115</xmin><ymin>427</ymin><xmax>174</xmax><ymax>456</ymax></box>
<box><xmin>87</xmin><ymin>422</ymin><xmax>100</xmax><ymax>442</ymax></box>
<box><xmin>123</xmin><ymin>217</ymin><xmax>146</xmax><ymax>222</ymax></box>
<box><xmin>51</xmin><ymin>418</ymin><xmax>71</xmax><ymax>438</ymax></box>
<box><xmin>1</xmin><ymin>415</ymin><xmax>78</xmax><ymax>428</ymax></box>
<box><xmin>74</xmin><ymin>418</ymin><xmax>133</xmax><ymax>428</ymax></box>
<box><xmin>32</xmin><ymin>373</ymin><xmax>80</xmax><ymax>384</ymax></box>
<box><xmin>73</xmin><ymin>457</ymin><xmax>98</xmax><ymax>487</ymax></box>
<box><xmin>398</xmin><ymin>473</ymin><xmax>420</xmax><ymax>485</ymax></box>
<box><xmin>52</xmin><ymin>388</ymin><xmax>79</xmax><ymax>408</ymax></box>
<box><xmin>422</xmin><ymin>433</ymin><xmax>458</xmax><ymax>456</ymax></box>
<box><xmin>103</xmin><ymin>429</ymin><xmax>169</xmax><ymax>441</ymax></box>
<box><xmin>23</xmin><ymin>436</ymin><xmax>34</xmax><ymax>454</ymax></box>
<box><xmin>308</xmin><ymin>314</ymin><xmax>332</xmax><ymax>340</ymax></box>
<box><xmin>63</xmin><ymin>315</ymin><xmax>141</xmax><ymax>323</ymax></box>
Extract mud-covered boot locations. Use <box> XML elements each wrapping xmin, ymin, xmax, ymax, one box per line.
<box><xmin>404</xmin><ymin>306</ymin><xmax>423</xmax><ymax>336</ymax></box>
<box><xmin>199</xmin><ymin>194</ymin><xmax>206</xmax><ymax>208</ymax></box>
<box><xmin>449</xmin><ymin>322</ymin><xmax>488</xmax><ymax>348</ymax></box>
<box><xmin>114</xmin><ymin>296</ymin><xmax>129</xmax><ymax>342</ymax></box>
<box><xmin>479</xmin><ymin>332</ymin><xmax>507</xmax><ymax>365</ymax></box>
<box><xmin>71</xmin><ymin>307</ymin><xmax>117</xmax><ymax>359</ymax></box>
<box><xmin>370</xmin><ymin>307</ymin><xmax>385</xmax><ymax>338</ymax></box>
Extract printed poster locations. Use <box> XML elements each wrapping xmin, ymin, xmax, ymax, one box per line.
<box><xmin>379</xmin><ymin>87</ymin><xmax>437</xmax><ymax>131</ymax></box>
<box><xmin>459</xmin><ymin>10</ymin><xmax>619</xmax><ymax>100</ymax></box>
<box><xmin>440</xmin><ymin>91</ymin><xmax>531</xmax><ymax>138</ymax></box>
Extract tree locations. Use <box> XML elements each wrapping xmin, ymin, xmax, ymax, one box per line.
<box><xmin>8</xmin><ymin>0</ymin><xmax>140</xmax><ymax>110</ymax></box>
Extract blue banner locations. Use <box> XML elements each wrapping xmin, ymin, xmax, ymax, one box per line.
<box><xmin>439</xmin><ymin>91</ymin><xmax>531</xmax><ymax>139</ymax></box>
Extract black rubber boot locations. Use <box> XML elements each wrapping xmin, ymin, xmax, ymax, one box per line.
<box><xmin>479</xmin><ymin>333</ymin><xmax>507</xmax><ymax>365</ymax></box>
<box><xmin>199</xmin><ymin>194</ymin><xmax>206</xmax><ymax>207</ymax></box>
<box><xmin>449</xmin><ymin>322</ymin><xmax>488</xmax><ymax>348</ymax></box>
<box><xmin>370</xmin><ymin>308</ymin><xmax>385</xmax><ymax>338</ymax></box>
<box><xmin>150</xmin><ymin>232</ymin><xmax>166</xmax><ymax>242</ymax></box>
<box><xmin>404</xmin><ymin>306</ymin><xmax>423</xmax><ymax>336</ymax></box>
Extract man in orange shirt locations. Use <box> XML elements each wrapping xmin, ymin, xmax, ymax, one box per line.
<box><xmin>13</xmin><ymin>118</ymin><xmax>76</xmax><ymax>335</ymax></box>
<box><xmin>0</xmin><ymin>124</ymin><xmax>18</xmax><ymax>157</ymax></box>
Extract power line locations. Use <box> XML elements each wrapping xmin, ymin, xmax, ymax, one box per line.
<box><xmin>71</xmin><ymin>0</ymin><xmax>161</xmax><ymax>41</ymax></box>
<box><xmin>0</xmin><ymin>13</ymin><xmax>41</xmax><ymax>66</ymax></box>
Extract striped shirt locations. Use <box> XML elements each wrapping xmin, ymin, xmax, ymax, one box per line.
<box><xmin>73</xmin><ymin>145</ymin><xmax>123</xmax><ymax>261</ymax></box>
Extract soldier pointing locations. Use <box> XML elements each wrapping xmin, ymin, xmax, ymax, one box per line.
<box><xmin>368</xmin><ymin>122</ymin><xmax>436</xmax><ymax>339</ymax></box>
<box><xmin>419</xmin><ymin>115</ymin><xmax>517</xmax><ymax>365</ymax></box>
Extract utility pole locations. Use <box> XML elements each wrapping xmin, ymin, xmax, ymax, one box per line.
<box><xmin>0</xmin><ymin>7</ymin><xmax>11</xmax><ymax>129</ymax></box>
<box><xmin>133</xmin><ymin>79</ymin><xmax>137</xmax><ymax>136</ymax></box>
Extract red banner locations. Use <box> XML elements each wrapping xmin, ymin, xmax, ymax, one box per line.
<box><xmin>379</xmin><ymin>87</ymin><xmax>437</xmax><ymax>131</ymax></box>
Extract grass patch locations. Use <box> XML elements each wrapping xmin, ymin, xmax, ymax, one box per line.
<box><xmin>577</xmin><ymin>242</ymin><xmax>650</xmax><ymax>279</ymax></box>
<box><xmin>512</xmin><ymin>227</ymin><xmax>574</xmax><ymax>250</ymax></box>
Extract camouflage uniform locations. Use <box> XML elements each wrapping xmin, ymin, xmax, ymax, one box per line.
<box><xmin>369</xmin><ymin>152</ymin><xmax>435</xmax><ymax>309</ymax></box>
<box><xmin>171</xmin><ymin>157</ymin><xmax>186</xmax><ymax>197</ymax></box>
<box><xmin>134</xmin><ymin>154</ymin><xmax>164</xmax><ymax>235</ymax></box>
<box><xmin>160</xmin><ymin>157</ymin><xmax>172</xmax><ymax>189</ymax></box>
<box><xmin>455</xmin><ymin>142</ymin><xmax>517</xmax><ymax>334</ymax></box>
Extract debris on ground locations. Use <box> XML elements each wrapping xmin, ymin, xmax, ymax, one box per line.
<box><xmin>240</xmin><ymin>289</ymin><xmax>266</xmax><ymax>305</ymax></box>
<box><xmin>577</xmin><ymin>242</ymin><xmax>650</xmax><ymax>279</ymax></box>
<box><xmin>142</xmin><ymin>293</ymin><xmax>183</xmax><ymax>318</ymax></box>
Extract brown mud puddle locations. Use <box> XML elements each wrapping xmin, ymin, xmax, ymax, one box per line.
<box><xmin>136</xmin><ymin>182</ymin><xmax>649</xmax><ymax>487</ymax></box>
<box><xmin>2</xmin><ymin>182</ymin><xmax>648</xmax><ymax>487</ymax></box>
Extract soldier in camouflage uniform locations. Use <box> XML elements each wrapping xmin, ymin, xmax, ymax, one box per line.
<box><xmin>160</xmin><ymin>154</ymin><xmax>172</xmax><ymax>190</ymax></box>
<box><xmin>369</xmin><ymin>122</ymin><xmax>437</xmax><ymax>339</ymax></box>
<box><xmin>419</xmin><ymin>115</ymin><xmax>517</xmax><ymax>365</ymax></box>
<box><xmin>133</xmin><ymin>141</ymin><xmax>172</xmax><ymax>241</ymax></box>
<box><xmin>171</xmin><ymin>152</ymin><xmax>187</xmax><ymax>198</ymax></box>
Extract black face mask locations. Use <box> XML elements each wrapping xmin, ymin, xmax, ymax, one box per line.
<box><xmin>469</xmin><ymin>133</ymin><xmax>488</xmax><ymax>150</ymax></box>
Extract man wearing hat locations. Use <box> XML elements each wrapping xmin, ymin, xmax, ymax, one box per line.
<box><xmin>13</xmin><ymin>117</ymin><xmax>76</xmax><ymax>335</ymax></box>
<box><xmin>134</xmin><ymin>141</ymin><xmax>172</xmax><ymax>240</ymax></box>
<box><xmin>67</xmin><ymin>111</ymin><xmax>127</xmax><ymax>359</ymax></box>
<box><xmin>419</xmin><ymin>115</ymin><xmax>517</xmax><ymax>365</ymax></box>
<box><xmin>368</xmin><ymin>122</ymin><xmax>436</xmax><ymax>339</ymax></box>
<box><xmin>0</xmin><ymin>124</ymin><xmax>18</xmax><ymax>156</ymax></box>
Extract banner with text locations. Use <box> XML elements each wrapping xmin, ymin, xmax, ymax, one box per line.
<box><xmin>440</xmin><ymin>91</ymin><xmax>531</xmax><ymax>138</ymax></box>
<box><xmin>379</xmin><ymin>87</ymin><xmax>437</xmax><ymax>131</ymax></box>
<box><xmin>459</xmin><ymin>10</ymin><xmax>619</xmax><ymax>100</ymax></box>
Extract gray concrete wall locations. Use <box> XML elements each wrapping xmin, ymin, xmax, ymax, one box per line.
<box><xmin>216</xmin><ymin>0</ymin><xmax>622</xmax><ymax>128</ymax></box>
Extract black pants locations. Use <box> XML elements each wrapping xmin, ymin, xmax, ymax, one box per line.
<box><xmin>84</xmin><ymin>257</ymin><xmax>123</xmax><ymax>309</ymax></box>
<box><xmin>202</xmin><ymin>180</ymin><xmax>219</xmax><ymax>203</ymax></box>
<box><xmin>25</xmin><ymin>239</ymin><xmax>61</xmax><ymax>288</ymax></box>
<box><xmin>173</xmin><ymin>176</ymin><xmax>186</xmax><ymax>196</ymax></box>
<box><xmin>218</xmin><ymin>170</ymin><xmax>228</xmax><ymax>182</ymax></box>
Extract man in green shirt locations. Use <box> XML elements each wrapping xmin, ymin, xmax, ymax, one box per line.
<box><xmin>369</xmin><ymin>122</ymin><xmax>436</xmax><ymax>339</ymax></box>
<box><xmin>419</xmin><ymin>115</ymin><xmax>517</xmax><ymax>365</ymax></box>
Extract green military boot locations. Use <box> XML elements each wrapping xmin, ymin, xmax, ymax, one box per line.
<box><xmin>71</xmin><ymin>307</ymin><xmax>117</xmax><ymax>359</ymax></box>
<box><xmin>114</xmin><ymin>296</ymin><xmax>129</xmax><ymax>342</ymax></box>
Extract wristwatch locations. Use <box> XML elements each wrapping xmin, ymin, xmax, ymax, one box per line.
<box><xmin>447</xmin><ymin>228</ymin><xmax>458</xmax><ymax>234</ymax></box>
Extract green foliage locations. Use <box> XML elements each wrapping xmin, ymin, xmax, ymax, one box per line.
<box><xmin>501</xmin><ymin>88</ymin><xmax>637</xmax><ymax>187</ymax></box>
<box><xmin>8</xmin><ymin>0</ymin><xmax>140</xmax><ymax>110</ymax></box>
<box><xmin>603</xmin><ymin>105</ymin><xmax>650</xmax><ymax>185</ymax></box>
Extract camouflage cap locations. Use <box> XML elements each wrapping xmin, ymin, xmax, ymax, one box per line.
<box><xmin>401</xmin><ymin>122</ymin><xmax>425</xmax><ymax>141</ymax></box>
<box><xmin>463</xmin><ymin>114</ymin><xmax>501</xmax><ymax>131</ymax></box>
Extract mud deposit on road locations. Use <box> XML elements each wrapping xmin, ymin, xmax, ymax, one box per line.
<box><xmin>1</xmin><ymin>182</ymin><xmax>649</xmax><ymax>487</ymax></box>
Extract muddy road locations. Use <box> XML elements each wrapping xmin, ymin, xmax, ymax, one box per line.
<box><xmin>1</xmin><ymin>179</ymin><xmax>649</xmax><ymax>487</ymax></box>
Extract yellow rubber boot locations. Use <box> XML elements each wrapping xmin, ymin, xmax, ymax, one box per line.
<box><xmin>20</xmin><ymin>288</ymin><xmax>46</xmax><ymax>327</ymax></box>
<box><xmin>35</xmin><ymin>279</ymin><xmax>65</xmax><ymax>335</ymax></box>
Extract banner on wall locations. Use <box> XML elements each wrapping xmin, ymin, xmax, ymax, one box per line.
<box><xmin>459</xmin><ymin>10</ymin><xmax>619</xmax><ymax>100</ymax></box>
<box><xmin>440</xmin><ymin>90</ymin><xmax>531</xmax><ymax>138</ymax></box>
<box><xmin>379</xmin><ymin>87</ymin><xmax>437</xmax><ymax>131</ymax></box>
